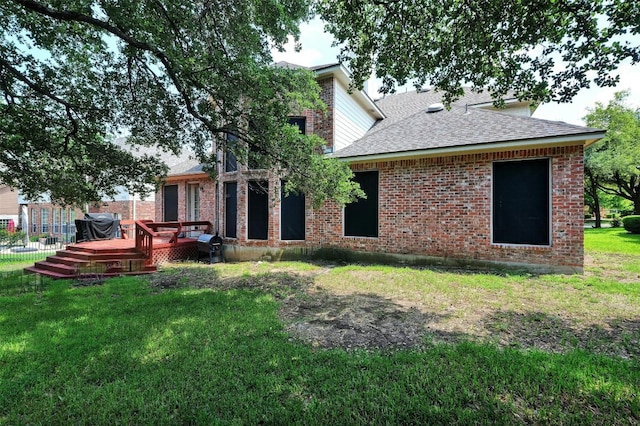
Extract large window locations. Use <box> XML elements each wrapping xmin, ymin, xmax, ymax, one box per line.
<box><xmin>187</xmin><ymin>184</ymin><xmax>200</xmax><ymax>221</ymax></box>
<box><xmin>53</xmin><ymin>208</ymin><xmax>61</xmax><ymax>234</ymax></box>
<box><xmin>224</xmin><ymin>182</ymin><xmax>237</xmax><ymax>238</ymax></box>
<box><xmin>63</xmin><ymin>208</ymin><xmax>71</xmax><ymax>235</ymax></box>
<box><xmin>225</xmin><ymin>132</ymin><xmax>238</xmax><ymax>172</ymax></box>
<box><xmin>69</xmin><ymin>210</ymin><xmax>76</xmax><ymax>235</ymax></box>
<box><xmin>288</xmin><ymin>117</ymin><xmax>306</xmax><ymax>135</ymax></box>
<box><xmin>31</xmin><ymin>208</ymin><xmax>37</xmax><ymax>233</ymax></box>
<box><xmin>41</xmin><ymin>208</ymin><xmax>49</xmax><ymax>234</ymax></box>
<box><xmin>248</xmin><ymin>181</ymin><xmax>268</xmax><ymax>240</ymax></box>
<box><xmin>280</xmin><ymin>181</ymin><xmax>305</xmax><ymax>240</ymax></box>
<box><xmin>344</xmin><ymin>171</ymin><xmax>379</xmax><ymax>237</ymax></box>
<box><xmin>493</xmin><ymin>159</ymin><xmax>550</xmax><ymax>245</ymax></box>
<box><xmin>163</xmin><ymin>185</ymin><xmax>178</xmax><ymax>221</ymax></box>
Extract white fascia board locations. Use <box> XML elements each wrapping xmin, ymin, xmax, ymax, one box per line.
<box><xmin>335</xmin><ymin>132</ymin><xmax>606</xmax><ymax>163</ymax></box>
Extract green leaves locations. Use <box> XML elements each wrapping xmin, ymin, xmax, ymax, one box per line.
<box><xmin>317</xmin><ymin>0</ymin><xmax>639</xmax><ymax>105</ymax></box>
<box><xmin>1</xmin><ymin>0</ymin><xmax>361</xmax><ymax>207</ymax></box>
<box><xmin>584</xmin><ymin>91</ymin><xmax>640</xmax><ymax>214</ymax></box>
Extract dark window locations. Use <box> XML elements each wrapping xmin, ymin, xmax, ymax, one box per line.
<box><xmin>493</xmin><ymin>159</ymin><xmax>550</xmax><ymax>245</ymax></box>
<box><xmin>344</xmin><ymin>171</ymin><xmax>378</xmax><ymax>237</ymax></box>
<box><xmin>281</xmin><ymin>182</ymin><xmax>305</xmax><ymax>240</ymax></box>
<box><xmin>225</xmin><ymin>132</ymin><xmax>238</xmax><ymax>172</ymax></box>
<box><xmin>248</xmin><ymin>143</ymin><xmax>264</xmax><ymax>170</ymax></box>
<box><xmin>163</xmin><ymin>185</ymin><xmax>179</xmax><ymax>221</ymax></box>
<box><xmin>288</xmin><ymin>117</ymin><xmax>306</xmax><ymax>134</ymax></box>
<box><xmin>248</xmin><ymin>181</ymin><xmax>268</xmax><ymax>240</ymax></box>
<box><xmin>224</xmin><ymin>182</ymin><xmax>237</xmax><ymax>238</ymax></box>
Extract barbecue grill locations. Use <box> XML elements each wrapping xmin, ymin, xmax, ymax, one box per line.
<box><xmin>197</xmin><ymin>233</ymin><xmax>223</xmax><ymax>263</ymax></box>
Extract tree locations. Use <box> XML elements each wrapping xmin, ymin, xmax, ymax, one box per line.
<box><xmin>0</xmin><ymin>0</ymin><xmax>362</xmax><ymax>207</ymax></box>
<box><xmin>317</xmin><ymin>0</ymin><xmax>639</xmax><ymax>105</ymax></box>
<box><xmin>584</xmin><ymin>91</ymin><xmax>640</xmax><ymax>216</ymax></box>
<box><xmin>584</xmin><ymin>165</ymin><xmax>603</xmax><ymax>228</ymax></box>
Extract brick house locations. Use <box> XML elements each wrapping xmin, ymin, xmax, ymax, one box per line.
<box><xmin>20</xmin><ymin>136</ymin><xmax>161</xmax><ymax>242</ymax></box>
<box><xmin>19</xmin><ymin>190</ymin><xmax>154</xmax><ymax>242</ymax></box>
<box><xmin>157</xmin><ymin>62</ymin><xmax>604</xmax><ymax>273</ymax></box>
<box><xmin>0</xmin><ymin>185</ymin><xmax>19</xmax><ymax>229</ymax></box>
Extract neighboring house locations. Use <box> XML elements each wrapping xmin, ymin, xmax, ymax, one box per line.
<box><xmin>18</xmin><ymin>196</ymin><xmax>84</xmax><ymax>242</ymax></box>
<box><xmin>0</xmin><ymin>185</ymin><xmax>19</xmax><ymax>229</ymax></box>
<box><xmin>19</xmin><ymin>136</ymin><xmax>179</xmax><ymax>240</ymax></box>
<box><xmin>21</xmin><ymin>190</ymin><xmax>156</xmax><ymax>241</ymax></box>
<box><xmin>157</xmin><ymin>62</ymin><xmax>605</xmax><ymax>273</ymax></box>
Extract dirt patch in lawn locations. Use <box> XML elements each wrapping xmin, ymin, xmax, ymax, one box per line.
<box><xmin>148</xmin><ymin>264</ymin><xmax>639</xmax><ymax>358</ymax></box>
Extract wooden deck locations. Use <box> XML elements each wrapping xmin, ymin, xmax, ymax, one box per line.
<box><xmin>25</xmin><ymin>220</ymin><xmax>211</xmax><ymax>280</ymax></box>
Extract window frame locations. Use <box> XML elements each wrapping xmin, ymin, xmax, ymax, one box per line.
<box><xmin>343</xmin><ymin>170</ymin><xmax>379</xmax><ymax>238</ymax></box>
<box><xmin>247</xmin><ymin>180</ymin><xmax>269</xmax><ymax>240</ymax></box>
<box><xmin>280</xmin><ymin>181</ymin><xmax>305</xmax><ymax>241</ymax></box>
<box><xmin>224</xmin><ymin>182</ymin><xmax>237</xmax><ymax>239</ymax></box>
<box><xmin>491</xmin><ymin>158</ymin><xmax>552</xmax><ymax>246</ymax></box>
<box><xmin>224</xmin><ymin>132</ymin><xmax>238</xmax><ymax>173</ymax></box>
<box><xmin>41</xmin><ymin>208</ymin><xmax>49</xmax><ymax>234</ymax></box>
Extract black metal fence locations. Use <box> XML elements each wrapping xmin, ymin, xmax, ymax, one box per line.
<box><xmin>0</xmin><ymin>239</ymin><xmax>62</xmax><ymax>263</ymax></box>
<box><xmin>0</xmin><ymin>270</ymin><xmax>48</xmax><ymax>296</ymax></box>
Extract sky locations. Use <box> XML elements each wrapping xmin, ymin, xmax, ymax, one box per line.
<box><xmin>272</xmin><ymin>18</ymin><xmax>640</xmax><ymax>127</ymax></box>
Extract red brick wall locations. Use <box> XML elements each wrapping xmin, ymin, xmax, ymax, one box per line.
<box><xmin>305</xmin><ymin>145</ymin><xmax>584</xmax><ymax>270</ymax></box>
<box><xmin>312</xmin><ymin>77</ymin><xmax>334</xmax><ymax>150</ymax></box>
<box><xmin>89</xmin><ymin>200</ymin><xmax>155</xmax><ymax>221</ymax></box>
<box><xmin>155</xmin><ymin>178</ymin><xmax>217</xmax><ymax>226</ymax></box>
<box><xmin>159</xmin><ymin>147</ymin><xmax>584</xmax><ymax>271</ymax></box>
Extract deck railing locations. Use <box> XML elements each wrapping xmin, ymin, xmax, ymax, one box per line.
<box><xmin>134</xmin><ymin>221</ymin><xmax>158</xmax><ymax>264</ymax></box>
<box><xmin>134</xmin><ymin>220</ymin><xmax>212</xmax><ymax>265</ymax></box>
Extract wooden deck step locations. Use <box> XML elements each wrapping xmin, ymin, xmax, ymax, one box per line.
<box><xmin>46</xmin><ymin>255</ymin><xmax>90</xmax><ymax>268</ymax></box>
<box><xmin>25</xmin><ymin>243</ymin><xmax>154</xmax><ymax>280</ymax></box>
<box><xmin>33</xmin><ymin>260</ymin><xmax>77</xmax><ymax>276</ymax></box>
<box><xmin>24</xmin><ymin>266</ymin><xmax>74</xmax><ymax>279</ymax></box>
<box><xmin>24</xmin><ymin>226</ymin><xmax>201</xmax><ymax>280</ymax></box>
<box><xmin>57</xmin><ymin>249</ymin><xmax>147</xmax><ymax>262</ymax></box>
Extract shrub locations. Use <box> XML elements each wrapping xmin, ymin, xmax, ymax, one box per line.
<box><xmin>610</xmin><ymin>217</ymin><xmax>622</xmax><ymax>228</ymax></box>
<box><xmin>622</xmin><ymin>215</ymin><xmax>640</xmax><ymax>234</ymax></box>
<box><xmin>0</xmin><ymin>229</ymin><xmax>27</xmax><ymax>247</ymax></box>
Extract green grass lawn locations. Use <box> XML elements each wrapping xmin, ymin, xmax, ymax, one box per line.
<box><xmin>584</xmin><ymin>227</ymin><xmax>640</xmax><ymax>255</ymax></box>
<box><xmin>0</xmin><ymin>229</ymin><xmax>638</xmax><ymax>424</ymax></box>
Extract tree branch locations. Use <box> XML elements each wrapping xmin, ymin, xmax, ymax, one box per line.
<box><xmin>11</xmin><ymin>0</ymin><xmax>218</xmax><ymax>135</ymax></box>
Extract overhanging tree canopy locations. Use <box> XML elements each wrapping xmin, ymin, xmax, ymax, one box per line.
<box><xmin>317</xmin><ymin>0</ymin><xmax>639</xmax><ymax>105</ymax></box>
<box><xmin>3</xmin><ymin>1</ymin><xmax>640</xmax><ymax>208</ymax></box>
<box><xmin>1</xmin><ymin>0</ymin><xmax>361</xmax><ymax>206</ymax></box>
<box><xmin>584</xmin><ymin>91</ymin><xmax>640</xmax><ymax>215</ymax></box>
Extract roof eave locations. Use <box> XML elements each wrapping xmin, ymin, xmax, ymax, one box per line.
<box><xmin>334</xmin><ymin>132</ymin><xmax>606</xmax><ymax>163</ymax></box>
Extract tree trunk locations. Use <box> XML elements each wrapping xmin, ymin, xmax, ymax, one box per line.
<box><xmin>585</xmin><ymin>169</ymin><xmax>602</xmax><ymax>228</ymax></box>
<box><xmin>593</xmin><ymin>195</ymin><xmax>602</xmax><ymax>228</ymax></box>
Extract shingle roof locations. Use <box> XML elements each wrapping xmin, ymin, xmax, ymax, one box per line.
<box><xmin>333</xmin><ymin>102</ymin><xmax>604</xmax><ymax>159</ymax></box>
<box><xmin>167</xmin><ymin>159</ymin><xmax>205</xmax><ymax>176</ymax></box>
<box><xmin>366</xmin><ymin>88</ymin><xmax>519</xmax><ymax>136</ymax></box>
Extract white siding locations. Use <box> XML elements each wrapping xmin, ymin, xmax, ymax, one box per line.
<box><xmin>334</xmin><ymin>80</ymin><xmax>378</xmax><ymax>151</ymax></box>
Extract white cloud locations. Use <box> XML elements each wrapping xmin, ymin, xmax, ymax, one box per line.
<box><xmin>271</xmin><ymin>18</ymin><xmax>340</xmax><ymax>67</ymax></box>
